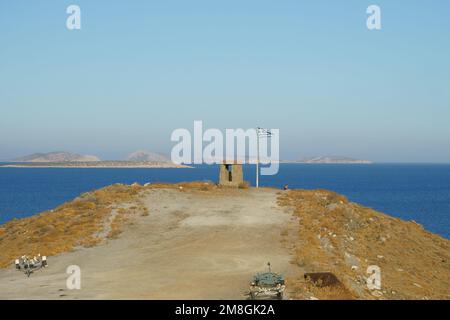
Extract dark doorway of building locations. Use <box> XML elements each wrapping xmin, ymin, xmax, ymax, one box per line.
<box><xmin>225</xmin><ymin>164</ymin><xmax>233</xmax><ymax>181</ymax></box>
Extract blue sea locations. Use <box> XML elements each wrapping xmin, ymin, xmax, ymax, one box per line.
<box><xmin>0</xmin><ymin>163</ymin><xmax>449</xmax><ymax>239</ymax></box>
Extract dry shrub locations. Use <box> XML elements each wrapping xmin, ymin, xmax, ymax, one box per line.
<box><xmin>238</xmin><ymin>181</ymin><xmax>250</xmax><ymax>189</ymax></box>
<box><xmin>140</xmin><ymin>207</ymin><xmax>150</xmax><ymax>217</ymax></box>
<box><xmin>304</xmin><ymin>281</ymin><xmax>356</xmax><ymax>300</ymax></box>
<box><xmin>180</xmin><ymin>181</ymin><xmax>216</xmax><ymax>191</ymax></box>
<box><xmin>143</xmin><ymin>181</ymin><xmax>214</xmax><ymax>191</ymax></box>
<box><xmin>107</xmin><ymin>214</ymin><xmax>127</xmax><ymax>239</ymax></box>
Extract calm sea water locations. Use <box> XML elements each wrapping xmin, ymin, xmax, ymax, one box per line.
<box><xmin>0</xmin><ymin>164</ymin><xmax>449</xmax><ymax>239</ymax></box>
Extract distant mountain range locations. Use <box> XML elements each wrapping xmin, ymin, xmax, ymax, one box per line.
<box><xmin>9</xmin><ymin>150</ymin><xmax>172</xmax><ymax>163</ymax></box>
<box><xmin>8</xmin><ymin>152</ymin><xmax>371</xmax><ymax>165</ymax></box>
<box><xmin>126</xmin><ymin>150</ymin><xmax>170</xmax><ymax>162</ymax></box>
<box><xmin>285</xmin><ymin>156</ymin><xmax>372</xmax><ymax>164</ymax></box>
<box><xmin>11</xmin><ymin>152</ymin><xmax>100</xmax><ymax>162</ymax></box>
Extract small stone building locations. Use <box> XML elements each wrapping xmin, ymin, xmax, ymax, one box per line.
<box><xmin>219</xmin><ymin>162</ymin><xmax>243</xmax><ymax>187</ymax></box>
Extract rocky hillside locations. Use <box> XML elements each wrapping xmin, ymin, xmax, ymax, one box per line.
<box><xmin>278</xmin><ymin>190</ymin><xmax>450</xmax><ymax>299</ymax></box>
<box><xmin>12</xmin><ymin>151</ymin><xmax>100</xmax><ymax>162</ymax></box>
<box><xmin>0</xmin><ymin>184</ymin><xmax>448</xmax><ymax>299</ymax></box>
<box><xmin>0</xmin><ymin>183</ymin><xmax>149</xmax><ymax>268</ymax></box>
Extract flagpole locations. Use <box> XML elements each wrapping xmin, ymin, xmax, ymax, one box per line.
<box><xmin>256</xmin><ymin>128</ymin><xmax>260</xmax><ymax>188</ymax></box>
<box><xmin>255</xmin><ymin>127</ymin><xmax>271</xmax><ymax>189</ymax></box>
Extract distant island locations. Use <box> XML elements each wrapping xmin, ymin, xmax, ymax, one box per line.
<box><xmin>2</xmin><ymin>151</ymin><xmax>187</xmax><ymax>168</ymax></box>
<box><xmin>11</xmin><ymin>151</ymin><xmax>100</xmax><ymax>162</ymax></box>
<box><xmin>3</xmin><ymin>152</ymin><xmax>372</xmax><ymax>167</ymax></box>
<box><xmin>284</xmin><ymin>156</ymin><xmax>373</xmax><ymax>164</ymax></box>
<box><xmin>1</xmin><ymin>161</ymin><xmax>188</xmax><ymax>168</ymax></box>
<box><xmin>126</xmin><ymin>150</ymin><xmax>171</xmax><ymax>162</ymax></box>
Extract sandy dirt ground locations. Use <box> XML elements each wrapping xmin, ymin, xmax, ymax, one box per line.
<box><xmin>0</xmin><ymin>188</ymin><xmax>299</xmax><ymax>299</ymax></box>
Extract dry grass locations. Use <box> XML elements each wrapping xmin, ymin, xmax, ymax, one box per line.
<box><xmin>279</xmin><ymin>190</ymin><xmax>450</xmax><ymax>300</ymax></box>
<box><xmin>0</xmin><ymin>183</ymin><xmax>145</xmax><ymax>268</ymax></box>
<box><xmin>238</xmin><ymin>181</ymin><xmax>250</xmax><ymax>189</ymax></box>
<box><xmin>287</xmin><ymin>275</ymin><xmax>355</xmax><ymax>300</ymax></box>
<box><xmin>0</xmin><ymin>181</ymin><xmax>220</xmax><ymax>268</ymax></box>
<box><xmin>107</xmin><ymin>213</ymin><xmax>128</xmax><ymax>239</ymax></box>
<box><xmin>144</xmin><ymin>181</ymin><xmax>254</xmax><ymax>198</ymax></box>
<box><xmin>144</xmin><ymin>181</ymin><xmax>216</xmax><ymax>191</ymax></box>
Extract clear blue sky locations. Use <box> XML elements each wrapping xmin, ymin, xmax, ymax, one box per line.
<box><xmin>1</xmin><ymin>1</ymin><xmax>449</xmax><ymax>162</ymax></box>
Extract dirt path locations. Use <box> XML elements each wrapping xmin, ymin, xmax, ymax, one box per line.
<box><xmin>0</xmin><ymin>188</ymin><xmax>298</xmax><ymax>299</ymax></box>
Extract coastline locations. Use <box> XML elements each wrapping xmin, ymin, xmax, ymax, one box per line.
<box><xmin>281</xmin><ymin>161</ymin><xmax>373</xmax><ymax>164</ymax></box>
<box><xmin>0</xmin><ymin>182</ymin><xmax>449</xmax><ymax>299</ymax></box>
<box><xmin>0</xmin><ymin>161</ymin><xmax>191</xmax><ymax>169</ymax></box>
